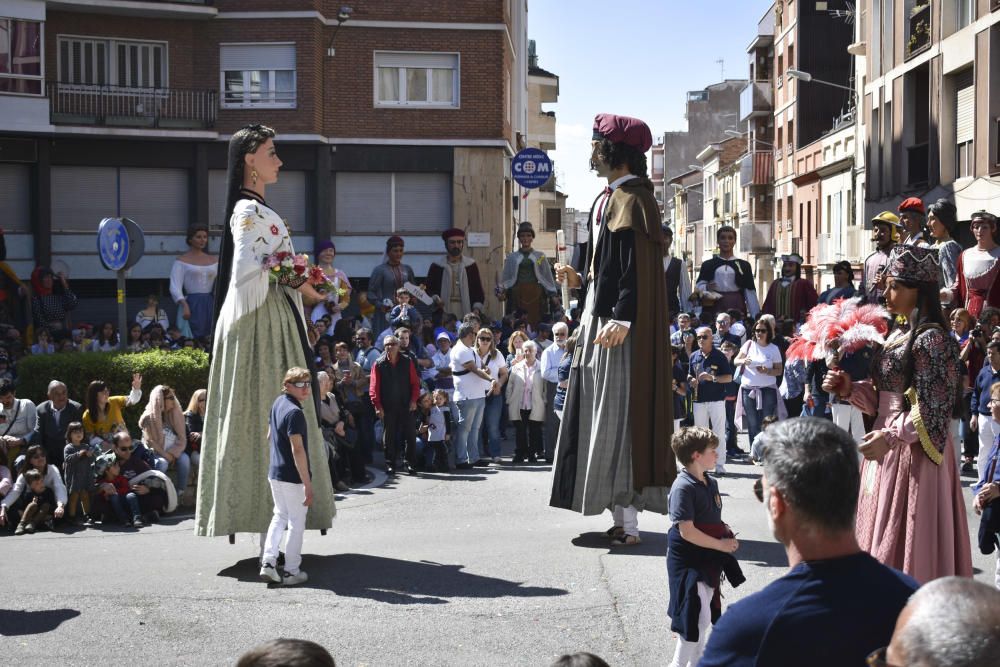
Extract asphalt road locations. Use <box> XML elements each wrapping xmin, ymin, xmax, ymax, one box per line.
<box><xmin>1</xmin><ymin>434</ymin><xmax>995</xmax><ymax>667</ymax></box>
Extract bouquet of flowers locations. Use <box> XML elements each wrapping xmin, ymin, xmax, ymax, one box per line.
<box><xmin>263</xmin><ymin>252</ymin><xmax>344</xmax><ymax>296</ymax></box>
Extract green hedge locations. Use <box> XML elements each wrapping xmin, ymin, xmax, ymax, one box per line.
<box><xmin>15</xmin><ymin>349</ymin><xmax>210</xmax><ymax>432</ymax></box>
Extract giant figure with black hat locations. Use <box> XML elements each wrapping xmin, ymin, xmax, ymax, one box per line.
<box><xmin>500</xmin><ymin>222</ymin><xmax>559</xmax><ymax>327</ymax></box>
<box><xmin>425</xmin><ymin>228</ymin><xmax>486</xmax><ymax>322</ymax></box>
<box><xmin>550</xmin><ymin>113</ymin><xmax>675</xmax><ymax>545</ymax></box>
<box><xmin>762</xmin><ymin>253</ymin><xmax>818</xmax><ymax>325</ymax></box>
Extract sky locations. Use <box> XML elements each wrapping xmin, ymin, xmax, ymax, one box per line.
<box><xmin>528</xmin><ymin>0</ymin><xmax>774</xmax><ymax>210</ymax></box>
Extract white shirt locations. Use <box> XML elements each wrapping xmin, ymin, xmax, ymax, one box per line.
<box><xmin>1</xmin><ymin>464</ymin><xmax>68</xmax><ymax>508</ymax></box>
<box><xmin>739</xmin><ymin>341</ymin><xmax>782</xmax><ymax>388</ymax></box>
<box><xmin>169</xmin><ymin>260</ymin><xmax>218</xmax><ymax>303</ymax></box>
<box><xmin>1</xmin><ymin>398</ymin><xmax>37</xmax><ymax>440</ymax></box>
<box><xmin>451</xmin><ymin>340</ymin><xmax>491</xmax><ymax>401</ymax></box>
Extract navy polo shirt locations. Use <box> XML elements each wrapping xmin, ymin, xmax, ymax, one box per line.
<box><xmin>700</xmin><ymin>552</ymin><xmax>917</xmax><ymax>667</ymax></box>
<box><xmin>972</xmin><ymin>363</ymin><xmax>1000</xmax><ymax>416</ymax></box>
<box><xmin>668</xmin><ymin>468</ymin><xmax>722</xmax><ymax>525</ymax></box>
<box><xmin>268</xmin><ymin>392</ymin><xmax>310</xmax><ymax>484</ymax></box>
<box><xmin>688</xmin><ymin>348</ymin><xmax>732</xmax><ymax>403</ymax></box>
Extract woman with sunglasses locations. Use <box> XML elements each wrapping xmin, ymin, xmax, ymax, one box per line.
<box><xmin>824</xmin><ymin>245</ymin><xmax>972</xmax><ymax>582</ymax></box>
<box><xmin>139</xmin><ymin>385</ymin><xmax>191</xmax><ymax>504</ymax></box>
<box><xmin>733</xmin><ymin>317</ymin><xmax>783</xmax><ymax>446</ymax></box>
<box><xmin>475</xmin><ymin>329</ymin><xmax>508</xmax><ymax>464</ymax></box>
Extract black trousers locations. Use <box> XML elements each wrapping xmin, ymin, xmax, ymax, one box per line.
<box><xmin>382</xmin><ymin>406</ymin><xmax>416</xmax><ymax>467</ymax></box>
<box><xmin>514</xmin><ymin>412</ymin><xmax>544</xmax><ymax>459</ymax></box>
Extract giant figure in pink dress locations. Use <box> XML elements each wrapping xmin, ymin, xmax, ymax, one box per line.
<box><xmin>825</xmin><ymin>245</ymin><xmax>972</xmax><ymax>583</ymax></box>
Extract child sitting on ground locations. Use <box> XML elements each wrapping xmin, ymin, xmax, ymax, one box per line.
<box><xmin>13</xmin><ymin>469</ymin><xmax>56</xmax><ymax>535</ymax></box>
<box><xmin>63</xmin><ymin>421</ymin><xmax>97</xmax><ymax>524</ymax></box>
<box><xmin>667</xmin><ymin>426</ymin><xmax>745</xmax><ymax>667</ymax></box>
<box><xmin>750</xmin><ymin>415</ymin><xmax>779</xmax><ymax>464</ymax></box>
<box><xmin>96</xmin><ymin>455</ymin><xmax>144</xmax><ymax>528</ymax></box>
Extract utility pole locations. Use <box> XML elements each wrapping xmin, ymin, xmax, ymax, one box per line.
<box><xmin>716</xmin><ymin>59</ymin><xmax>724</xmax><ymax>80</ymax></box>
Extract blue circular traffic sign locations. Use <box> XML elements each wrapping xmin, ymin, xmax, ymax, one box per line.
<box><xmin>511</xmin><ymin>147</ymin><xmax>553</xmax><ymax>189</ymax></box>
<box><xmin>98</xmin><ymin>217</ymin><xmax>130</xmax><ymax>271</ymax></box>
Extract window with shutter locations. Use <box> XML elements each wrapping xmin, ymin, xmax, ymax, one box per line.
<box><xmin>219</xmin><ymin>43</ymin><xmax>295</xmax><ymax>108</ymax></box>
<box><xmin>119</xmin><ymin>168</ymin><xmax>188</xmax><ymax>231</ymax></box>
<box><xmin>954</xmin><ymin>69</ymin><xmax>974</xmax><ymax>178</ymax></box>
<box><xmin>50</xmin><ymin>166</ymin><xmax>118</xmax><ymax>231</ymax></box>
<box><xmin>374</xmin><ymin>52</ymin><xmax>459</xmax><ymax>108</ymax></box>
<box><xmin>335</xmin><ymin>172</ymin><xmax>451</xmax><ymax>233</ymax></box>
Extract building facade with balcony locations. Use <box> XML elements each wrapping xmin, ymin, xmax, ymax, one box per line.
<box><xmin>669</xmin><ymin>168</ymin><xmax>704</xmax><ymax>273</ymax></box>
<box><xmin>0</xmin><ymin>0</ymin><xmax>527</xmax><ymax>320</ymax></box>
<box><xmin>858</xmin><ymin>0</ymin><xmax>1000</xmax><ymax>224</ymax></box>
<box><xmin>523</xmin><ymin>39</ymin><xmax>564</xmax><ymax>257</ymax></box>
<box><xmin>738</xmin><ymin>2</ymin><xmax>778</xmax><ymax>293</ymax></box>
<box><xmin>771</xmin><ymin>0</ymin><xmax>854</xmax><ymax>292</ymax></box>
<box><xmin>695</xmin><ymin>136</ymin><xmax>746</xmax><ymax>269</ymax></box>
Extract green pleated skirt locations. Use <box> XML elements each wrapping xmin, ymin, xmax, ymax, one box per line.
<box><xmin>195</xmin><ymin>286</ymin><xmax>336</xmax><ymax>536</ymax></box>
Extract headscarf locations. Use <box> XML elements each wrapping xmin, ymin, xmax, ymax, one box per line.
<box><xmin>138</xmin><ymin>385</ymin><xmax>187</xmax><ymax>455</ymax></box>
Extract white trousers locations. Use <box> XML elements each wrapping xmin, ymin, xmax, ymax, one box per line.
<box><xmin>693</xmin><ymin>400</ymin><xmax>727</xmax><ymax>471</ymax></box>
<box><xmin>668</xmin><ymin>581</ymin><xmax>713</xmax><ymax>667</ymax></box>
<box><xmin>262</xmin><ymin>479</ymin><xmax>308</xmax><ymax>575</ymax></box>
<box><xmin>612</xmin><ymin>504</ymin><xmax>639</xmax><ymax>537</ymax></box>
<box><xmin>831</xmin><ymin>402</ymin><xmax>865</xmax><ymax>442</ymax></box>
<box><xmin>978</xmin><ymin>414</ymin><xmax>1000</xmax><ymax>478</ymax></box>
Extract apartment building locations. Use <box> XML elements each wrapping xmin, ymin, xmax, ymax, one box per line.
<box><xmin>696</xmin><ymin>136</ymin><xmax>747</xmax><ymax>265</ymax></box>
<box><xmin>669</xmin><ymin>168</ymin><xmax>705</xmax><ymax>265</ymax></box>
<box><xmin>771</xmin><ymin>0</ymin><xmax>855</xmax><ymax>285</ymax></box>
<box><xmin>0</xmin><ymin>0</ymin><xmax>527</xmax><ymax>317</ymax></box>
<box><xmin>858</xmin><ymin>0</ymin><xmax>1000</xmax><ymax>223</ymax></box>
<box><xmin>738</xmin><ymin>2</ymin><xmax>778</xmax><ymax>292</ymax></box>
<box><xmin>522</xmin><ymin>39</ymin><xmax>563</xmax><ymax>257</ymax></box>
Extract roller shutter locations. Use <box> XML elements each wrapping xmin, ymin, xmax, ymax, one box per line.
<box><xmin>50</xmin><ymin>166</ymin><xmax>117</xmax><ymax>232</ymax></box>
<box><xmin>119</xmin><ymin>167</ymin><xmax>189</xmax><ymax>232</ymax></box>
<box><xmin>0</xmin><ymin>164</ymin><xmax>30</xmax><ymax>232</ymax></box>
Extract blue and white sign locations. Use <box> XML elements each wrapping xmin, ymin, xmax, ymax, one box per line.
<box><xmin>97</xmin><ymin>217</ymin><xmax>145</xmax><ymax>272</ymax></box>
<box><xmin>98</xmin><ymin>217</ymin><xmax>130</xmax><ymax>271</ymax></box>
<box><xmin>511</xmin><ymin>147</ymin><xmax>553</xmax><ymax>189</ymax></box>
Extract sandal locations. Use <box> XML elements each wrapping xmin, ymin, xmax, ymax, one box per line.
<box><xmin>605</xmin><ymin>525</ymin><xmax>625</xmax><ymax>539</ymax></box>
<box><xmin>611</xmin><ymin>534</ymin><xmax>642</xmax><ymax>546</ymax></box>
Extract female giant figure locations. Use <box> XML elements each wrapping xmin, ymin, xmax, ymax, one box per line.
<box><xmin>195</xmin><ymin>124</ymin><xmax>334</xmax><ymax>539</ymax></box>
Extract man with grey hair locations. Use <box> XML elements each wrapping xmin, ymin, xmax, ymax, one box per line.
<box><xmin>687</xmin><ymin>327</ymin><xmax>732</xmax><ymax>475</ymax></box>
<box><xmin>882</xmin><ymin>576</ymin><xmax>1000</xmax><ymax>667</ymax></box>
<box><xmin>30</xmin><ymin>380</ymin><xmax>83</xmax><ymax>468</ymax></box>
<box><xmin>369</xmin><ymin>334</ymin><xmax>420</xmax><ymax>476</ymax></box>
<box><xmin>540</xmin><ymin>321</ymin><xmax>569</xmax><ymax>463</ymax></box>
<box><xmin>700</xmin><ymin>417</ymin><xmax>918</xmax><ymax>666</ymax></box>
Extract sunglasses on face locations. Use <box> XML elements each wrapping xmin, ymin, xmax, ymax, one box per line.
<box><xmin>696</xmin><ymin>335</ymin><xmax>711</xmax><ymax>340</ymax></box>
<box><xmin>287</xmin><ymin>381</ymin><xmax>310</xmax><ymax>388</ymax></box>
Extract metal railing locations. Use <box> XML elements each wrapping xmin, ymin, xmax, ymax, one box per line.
<box><xmin>48</xmin><ymin>83</ymin><xmax>217</xmax><ymax>129</ymax></box>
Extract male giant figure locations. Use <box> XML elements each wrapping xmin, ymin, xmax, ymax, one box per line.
<box><xmin>425</xmin><ymin>228</ymin><xmax>486</xmax><ymax>322</ymax></box>
<box><xmin>550</xmin><ymin>112</ymin><xmax>674</xmax><ymax>546</ymax></box>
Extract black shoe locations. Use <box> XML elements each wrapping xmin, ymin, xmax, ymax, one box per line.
<box><xmin>473</xmin><ymin>459</ymin><xmax>491</xmax><ymax>467</ymax></box>
<box><xmin>386</xmin><ymin>466</ymin><xmax>397</xmax><ymax>476</ymax></box>
<box><xmin>527</xmin><ymin>456</ymin><xmax>538</xmax><ymax>463</ymax></box>
<box><xmin>512</xmin><ymin>456</ymin><xmax>525</xmax><ymax>464</ymax></box>
<box><xmin>406</xmin><ymin>463</ymin><xmax>419</xmax><ymax>476</ymax></box>
<box><xmin>455</xmin><ymin>462</ymin><xmax>473</xmax><ymax>470</ymax></box>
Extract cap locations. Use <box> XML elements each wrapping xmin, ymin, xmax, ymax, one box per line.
<box><xmin>435</xmin><ymin>331</ymin><xmax>452</xmax><ymax>342</ymax></box>
<box><xmin>441</xmin><ymin>228</ymin><xmax>465</xmax><ymax>242</ymax></box>
<box><xmin>315</xmin><ymin>239</ymin><xmax>335</xmax><ymax>254</ymax></box>
<box><xmin>897</xmin><ymin>197</ymin><xmax>925</xmax><ymax>215</ymax></box>
<box><xmin>592</xmin><ymin>113</ymin><xmax>654</xmax><ymax>153</ymax></box>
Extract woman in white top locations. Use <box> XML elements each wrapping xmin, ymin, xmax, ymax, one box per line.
<box><xmin>475</xmin><ymin>329</ymin><xmax>508</xmax><ymax>464</ymax></box>
<box><xmin>733</xmin><ymin>316</ymin><xmax>783</xmax><ymax>445</ymax></box>
<box><xmin>138</xmin><ymin>385</ymin><xmax>191</xmax><ymax>501</ymax></box>
<box><xmin>170</xmin><ymin>224</ymin><xmax>218</xmax><ymax>340</ymax></box>
<box><xmin>505</xmin><ymin>340</ymin><xmax>545</xmax><ymax>463</ymax></box>
<box><xmin>135</xmin><ymin>294</ymin><xmax>170</xmax><ymax>331</ymax></box>
<box><xmin>0</xmin><ymin>445</ymin><xmax>67</xmax><ymax>527</ymax></box>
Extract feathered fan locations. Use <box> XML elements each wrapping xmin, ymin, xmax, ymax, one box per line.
<box><xmin>786</xmin><ymin>297</ymin><xmax>891</xmax><ymax>366</ymax></box>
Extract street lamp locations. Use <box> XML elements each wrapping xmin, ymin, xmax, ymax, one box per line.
<box><xmin>786</xmin><ymin>68</ymin><xmax>855</xmax><ymax>93</ymax></box>
<box><xmin>327</xmin><ymin>6</ymin><xmax>353</xmax><ymax>57</ymax></box>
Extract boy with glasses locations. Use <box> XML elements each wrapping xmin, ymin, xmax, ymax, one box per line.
<box><xmin>259</xmin><ymin>367</ymin><xmax>315</xmax><ymax>586</ymax></box>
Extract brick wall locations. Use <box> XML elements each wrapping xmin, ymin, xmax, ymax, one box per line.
<box><xmin>213</xmin><ymin>1</ymin><xmax>505</xmax><ymax>24</ymax></box>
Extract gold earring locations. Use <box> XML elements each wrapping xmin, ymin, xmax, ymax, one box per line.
<box><xmin>251</xmin><ymin>169</ymin><xmax>258</xmax><ymax>186</ymax></box>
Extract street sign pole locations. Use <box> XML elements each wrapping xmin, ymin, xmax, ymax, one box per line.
<box><xmin>117</xmin><ymin>271</ymin><xmax>127</xmax><ymax>351</ymax></box>
<box><xmin>98</xmin><ymin>217</ymin><xmax>145</xmax><ymax>350</ymax></box>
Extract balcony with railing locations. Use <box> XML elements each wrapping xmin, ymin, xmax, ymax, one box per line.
<box><xmin>48</xmin><ymin>83</ymin><xmax>217</xmax><ymax>129</ymax></box>
<box><xmin>740</xmin><ymin>222</ymin><xmax>774</xmax><ymax>254</ymax></box>
<box><xmin>739</xmin><ymin>80</ymin><xmax>773</xmax><ymax>121</ymax></box>
<box><xmin>55</xmin><ymin>0</ymin><xmax>217</xmax><ymax>18</ymax></box>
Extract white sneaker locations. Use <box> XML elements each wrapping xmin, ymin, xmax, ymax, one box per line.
<box><xmin>280</xmin><ymin>569</ymin><xmax>309</xmax><ymax>586</ymax></box>
<box><xmin>492</xmin><ymin>456</ymin><xmax>503</xmax><ymax>464</ymax></box>
<box><xmin>259</xmin><ymin>563</ymin><xmax>281</xmax><ymax>584</ymax></box>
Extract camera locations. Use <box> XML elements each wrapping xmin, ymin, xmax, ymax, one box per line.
<box><xmin>972</xmin><ymin>326</ymin><xmax>984</xmax><ymax>338</ymax></box>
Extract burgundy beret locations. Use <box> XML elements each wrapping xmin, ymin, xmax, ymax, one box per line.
<box><xmin>441</xmin><ymin>228</ymin><xmax>465</xmax><ymax>241</ymax></box>
<box><xmin>386</xmin><ymin>235</ymin><xmax>404</xmax><ymax>249</ymax></box>
<box><xmin>592</xmin><ymin>113</ymin><xmax>653</xmax><ymax>153</ymax></box>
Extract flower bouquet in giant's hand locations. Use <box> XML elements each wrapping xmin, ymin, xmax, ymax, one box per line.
<box><xmin>263</xmin><ymin>251</ymin><xmax>340</xmax><ymax>293</ymax></box>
